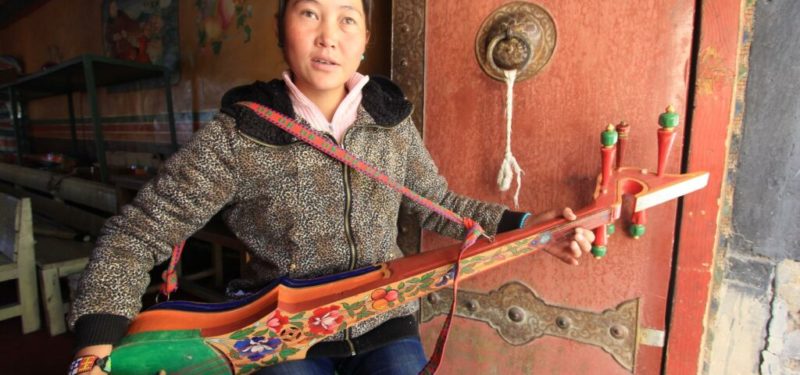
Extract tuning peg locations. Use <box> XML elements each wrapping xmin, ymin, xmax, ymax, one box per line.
<box><xmin>592</xmin><ymin>223</ymin><xmax>617</xmax><ymax>259</ymax></box>
<box><xmin>600</xmin><ymin>124</ymin><xmax>618</xmax><ymax>193</ymax></box>
<box><xmin>592</xmin><ymin>226</ymin><xmax>608</xmax><ymax>259</ymax></box>
<box><xmin>591</xmin><ymin>245</ymin><xmax>607</xmax><ymax>258</ymax></box>
<box><xmin>659</xmin><ymin>105</ymin><xmax>680</xmax><ymax>129</ymax></box>
<box><xmin>615</xmin><ymin>121</ymin><xmax>630</xmax><ymax>169</ymax></box>
<box><xmin>657</xmin><ymin>105</ymin><xmax>679</xmax><ymax>176</ymax></box>
<box><xmin>629</xmin><ymin>211</ymin><xmax>647</xmax><ymax>239</ymax></box>
<box><xmin>602</xmin><ymin>123</ymin><xmax>619</xmax><ymax>147</ymax></box>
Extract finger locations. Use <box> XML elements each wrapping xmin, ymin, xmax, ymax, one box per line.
<box><xmin>530</xmin><ymin>209</ymin><xmax>559</xmax><ymax>226</ymax></box>
<box><xmin>563</xmin><ymin>207</ymin><xmax>577</xmax><ymax>221</ymax></box>
<box><xmin>543</xmin><ymin>246</ymin><xmax>579</xmax><ymax>265</ymax></box>
<box><xmin>570</xmin><ymin>240</ymin><xmax>582</xmax><ymax>258</ymax></box>
<box><xmin>583</xmin><ymin>227</ymin><xmax>596</xmax><ymax>242</ymax></box>
<box><xmin>574</xmin><ymin>231</ymin><xmax>585</xmax><ymax>247</ymax></box>
<box><xmin>579</xmin><ymin>237</ymin><xmax>593</xmax><ymax>253</ymax></box>
<box><xmin>574</xmin><ymin>232</ymin><xmax>591</xmax><ymax>253</ymax></box>
<box><xmin>574</xmin><ymin>228</ymin><xmax>595</xmax><ymax>252</ymax></box>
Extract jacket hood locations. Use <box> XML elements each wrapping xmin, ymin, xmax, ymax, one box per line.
<box><xmin>220</xmin><ymin>76</ymin><xmax>412</xmax><ymax>145</ymax></box>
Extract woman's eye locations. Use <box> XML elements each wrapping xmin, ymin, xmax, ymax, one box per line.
<box><xmin>300</xmin><ymin>10</ymin><xmax>319</xmax><ymax>20</ymax></box>
<box><xmin>342</xmin><ymin>17</ymin><xmax>357</xmax><ymax>25</ymax></box>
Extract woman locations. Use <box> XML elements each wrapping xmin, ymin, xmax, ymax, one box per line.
<box><xmin>68</xmin><ymin>1</ymin><xmax>594</xmax><ymax>374</ymax></box>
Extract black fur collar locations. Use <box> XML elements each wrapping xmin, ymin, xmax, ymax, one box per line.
<box><xmin>220</xmin><ymin>76</ymin><xmax>412</xmax><ymax>146</ymax></box>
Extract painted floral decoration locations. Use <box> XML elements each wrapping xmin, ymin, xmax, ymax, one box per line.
<box><xmin>370</xmin><ymin>288</ymin><xmax>399</xmax><ymax>310</ymax></box>
<box><xmin>308</xmin><ymin>306</ymin><xmax>344</xmax><ymax>335</ymax></box>
<box><xmin>233</xmin><ymin>336</ymin><xmax>282</xmax><ymax>361</ymax></box>
<box><xmin>196</xmin><ymin>0</ymin><xmax>253</xmax><ymax>55</ymax></box>
<box><xmin>435</xmin><ymin>266</ymin><xmax>456</xmax><ymax>287</ymax></box>
<box><xmin>267</xmin><ymin>310</ymin><xmax>289</xmax><ymax>332</ymax></box>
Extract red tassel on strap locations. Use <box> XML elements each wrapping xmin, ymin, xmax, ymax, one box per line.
<box><xmin>460</xmin><ymin>218</ymin><xmax>484</xmax><ymax>250</ymax></box>
<box><xmin>159</xmin><ymin>241</ymin><xmax>186</xmax><ymax>300</ymax></box>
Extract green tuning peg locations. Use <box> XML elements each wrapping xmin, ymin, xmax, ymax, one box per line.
<box><xmin>607</xmin><ymin>223</ymin><xmax>616</xmax><ymax>235</ymax></box>
<box><xmin>591</xmin><ymin>245</ymin><xmax>607</xmax><ymax>258</ymax></box>
<box><xmin>629</xmin><ymin>224</ymin><xmax>646</xmax><ymax>239</ymax></box>
<box><xmin>601</xmin><ymin>124</ymin><xmax>619</xmax><ymax>148</ymax></box>
<box><xmin>659</xmin><ymin>105</ymin><xmax>679</xmax><ymax>130</ymax></box>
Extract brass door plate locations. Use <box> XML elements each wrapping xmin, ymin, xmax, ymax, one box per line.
<box><xmin>422</xmin><ymin>281</ymin><xmax>639</xmax><ymax>372</ymax></box>
<box><xmin>475</xmin><ymin>1</ymin><xmax>557</xmax><ymax>82</ymax></box>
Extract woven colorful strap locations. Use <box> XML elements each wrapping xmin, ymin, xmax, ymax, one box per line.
<box><xmin>418</xmin><ymin>219</ymin><xmax>476</xmax><ymax>375</ymax></box>
<box><xmin>238</xmin><ymin>102</ymin><xmax>488</xmax><ymax>374</ymax></box>
<box><xmin>237</xmin><ymin>101</ymin><xmax>483</xmax><ymax>236</ymax></box>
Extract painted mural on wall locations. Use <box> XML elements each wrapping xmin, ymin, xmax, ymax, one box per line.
<box><xmin>196</xmin><ymin>0</ymin><xmax>254</xmax><ymax>55</ymax></box>
<box><xmin>0</xmin><ymin>55</ymin><xmax>21</xmax><ymax>159</ymax></box>
<box><xmin>102</xmin><ymin>0</ymin><xmax>180</xmax><ymax>76</ymax></box>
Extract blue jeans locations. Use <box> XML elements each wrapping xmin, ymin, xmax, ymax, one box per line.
<box><xmin>254</xmin><ymin>337</ymin><xmax>428</xmax><ymax>375</ymax></box>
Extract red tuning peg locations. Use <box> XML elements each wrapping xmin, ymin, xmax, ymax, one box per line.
<box><xmin>600</xmin><ymin>124</ymin><xmax>618</xmax><ymax>194</ymax></box>
<box><xmin>657</xmin><ymin>105</ymin><xmax>679</xmax><ymax>176</ymax></box>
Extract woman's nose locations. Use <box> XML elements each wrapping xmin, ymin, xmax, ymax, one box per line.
<box><xmin>316</xmin><ymin>19</ymin><xmax>338</xmax><ymax>48</ymax></box>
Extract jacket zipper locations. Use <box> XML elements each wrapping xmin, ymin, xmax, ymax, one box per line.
<box><xmin>328</xmin><ymin>131</ymin><xmax>359</xmax><ymax>272</ymax></box>
<box><xmin>243</xmin><ymin>115</ymin><xmax>416</xmax><ymax>356</ymax></box>
<box><xmin>328</xmin><ymin>132</ymin><xmax>359</xmax><ymax>356</ymax></box>
<box><xmin>343</xmin><ymin>163</ymin><xmax>357</xmax><ymax>270</ymax></box>
<box><xmin>342</xmin><ymin>147</ymin><xmax>358</xmax><ymax>356</ymax></box>
<box><xmin>334</xmin><ymin>116</ymin><xmax>413</xmax><ymax>356</ymax></box>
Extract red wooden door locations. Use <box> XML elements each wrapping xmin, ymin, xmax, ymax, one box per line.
<box><xmin>416</xmin><ymin>1</ymin><xmax>694</xmax><ymax>373</ymax></box>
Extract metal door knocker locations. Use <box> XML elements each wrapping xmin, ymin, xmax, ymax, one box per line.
<box><xmin>476</xmin><ymin>1</ymin><xmax>557</xmax><ymax>82</ymax></box>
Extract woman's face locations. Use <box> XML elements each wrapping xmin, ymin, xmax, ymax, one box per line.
<box><xmin>283</xmin><ymin>0</ymin><xmax>369</xmax><ymax>96</ymax></box>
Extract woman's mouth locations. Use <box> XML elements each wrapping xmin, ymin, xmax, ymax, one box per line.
<box><xmin>312</xmin><ymin>58</ymin><xmax>338</xmax><ymax>66</ymax></box>
<box><xmin>310</xmin><ymin>57</ymin><xmax>340</xmax><ymax>72</ymax></box>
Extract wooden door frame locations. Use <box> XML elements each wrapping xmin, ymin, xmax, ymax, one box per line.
<box><xmin>390</xmin><ymin>0</ymin><xmax>427</xmax><ymax>255</ymax></box>
<box><xmin>664</xmin><ymin>0</ymin><xmax>747</xmax><ymax>373</ymax></box>
<box><xmin>390</xmin><ymin>0</ymin><xmax>745</xmax><ymax>373</ymax></box>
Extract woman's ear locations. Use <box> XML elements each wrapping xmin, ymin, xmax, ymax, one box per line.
<box><xmin>365</xmin><ymin>30</ymin><xmax>371</xmax><ymax>46</ymax></box>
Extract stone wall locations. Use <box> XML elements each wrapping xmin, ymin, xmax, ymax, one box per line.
<box><xmin>704</xmin><ymin>1</ymin><xmax>800</xmax><ymax>374</ymax></box>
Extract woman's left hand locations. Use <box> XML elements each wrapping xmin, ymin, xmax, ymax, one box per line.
<box><xmin>530</xmin><ymin>207</ymin><xmax>596</xmax><ymax>265</ymax></box>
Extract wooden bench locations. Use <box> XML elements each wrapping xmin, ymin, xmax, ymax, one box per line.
<box><xmin>0</xmin><ymin>193</ymin><xmax>40</xmax><ymax>333</ymax></box>
<box><xmin>115</xmin><ymin>174</ymin><xmax>247</xmax><ymax>302</ymax></box>
<box><xmin>35</xmin><ymin>236</ymin><xmax>93</xmax><ymax>336</ymax></box>
<box><xmin>1</xmin><ymin>163</ymin><xmax>248</xmax><ymax>307</ymax></box>
<box><xmin>0</xmin><ymin>194</ymin><xmax>94</xmax><ymax>336</ymax></box>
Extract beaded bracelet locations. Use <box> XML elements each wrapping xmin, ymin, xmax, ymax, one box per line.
<box><xmin>68</xmin><ymin>355</ymin><xmax>109</xmax><ymax>375</ymax></box>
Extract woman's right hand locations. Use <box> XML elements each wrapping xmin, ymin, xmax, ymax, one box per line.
<box><xmin>527</xmin><ymin>207</ymin><xmax>595</xmax><ymax>265</ymax></box>
<box><xmin>72</xmin><ymin>345</ymin><xmax>112</xmax><ymax>374</ymax></box>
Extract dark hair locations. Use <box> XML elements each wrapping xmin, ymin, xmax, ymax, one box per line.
<box><xmin>276</xmin><ymin>0</ymin><xmax>372</xmax><ymax>47</ymax></box>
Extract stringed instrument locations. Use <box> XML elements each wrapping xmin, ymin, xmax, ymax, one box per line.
<box><xmin>104</xmin><ymin>106</ymin><xmax>708</xmax><ymax>374</ymax></box>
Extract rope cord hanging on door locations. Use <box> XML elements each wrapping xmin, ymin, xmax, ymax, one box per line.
<box><xmin>496</xmin><ymin>69</ymin><xmax>524</xmax><ymax>208</ymax></box>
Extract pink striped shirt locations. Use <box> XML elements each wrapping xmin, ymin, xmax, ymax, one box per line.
<box><xmin>282</xmin><ymin>71</ymin><xmax>370</xmax><ymax>143</ymax></box>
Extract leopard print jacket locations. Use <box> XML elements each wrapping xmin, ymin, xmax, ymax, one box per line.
<box><xmin>68</xmin><ymin>76</ymin><xmax>507</xmax><ymax>347</ymax></box>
